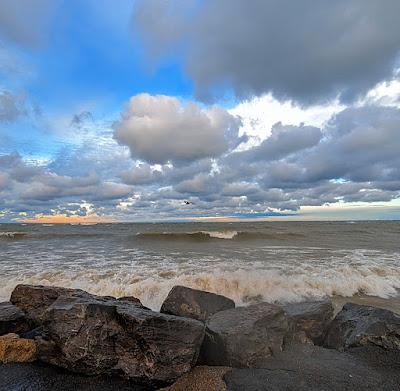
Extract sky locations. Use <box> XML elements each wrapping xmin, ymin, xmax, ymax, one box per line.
<box><xmin>0</xmin><ymin>0</ymin><xmax>400</xmax><ymax>223</ymax></box>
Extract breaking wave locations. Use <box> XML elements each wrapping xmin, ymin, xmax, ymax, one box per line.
<box><xmin>0</xmin><ymin>232</ymin><xmax>29</xmax><ymax>240</ymax></box>
<box><xmin>135</xmin><ymin>230</ymin><xmax>305</xmax><ymax>241</ymax></box>
<box><xmin>1</xmin><ymin>264</ymin><xmax>399</xmax><ymax>311</ymax></box>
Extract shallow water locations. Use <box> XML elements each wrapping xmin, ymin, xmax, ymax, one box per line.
<box><xmin>1</xmin><ymin>221</ymin><xmax>399</xmax><ymax>310</ymax></box>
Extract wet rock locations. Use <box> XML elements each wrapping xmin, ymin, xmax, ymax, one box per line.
<box><xmin>161</xmin><ymin>286</ymin><xmax>235</xmax><ymax>322</ymax></box>
<box><xmin>10</xmin><ymin>285</ymin><xmax>90</xmax><ymax>325</ymax></box>
<box><xmin>0</xmin><ymin>333</ymin><xmax>37</xmax><ymax>363</ymax></box>
<box><xmin>224</xmin><ymin>344</ymin><xmax>400</xmax><ymax>391</ymax></box>
<box><xmin>201</xmin><ymin>302</ymin><xmax>291</xmax><ymax>367</ymax></box>
<box><xmin>37</xmin><ymin>293</ymin><xmax>205</xmax><ymax>386</ymax></box>
<box><xmin>324</xmin><ymin>303</ymin><xmax>400</xmax><ymax>350</ymax></box>
<box><xmin>0</xmin><ymin>361</ymin><xmax>147</xmax><ymax>391</ymax></box>
<box><xmin>162</xmin><ymin>366</ymin><xmax>231</xmax><ymax>391</ymax></box>
<box><xmin>118</xmin><ymin>296</ymin><xmax>148</xmax><ymax>308</ymax></box>
<box><xmin>10</xmin><ymin>284</ymin><xmax>145</xmax><ymax>325</ymax></box>
<box><xmin>0</xmin><ymin>302</ymin><xmax>31</xmax><ymax>336</ymax></box>
<box><xmin>284</xmin><ymin>300</ymin><xmax>334</xmax><ymax>344</ymax></box>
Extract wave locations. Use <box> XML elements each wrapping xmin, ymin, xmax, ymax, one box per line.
<box><xmin>1</xmin><ymin>263</ymin><xmax>399</xmax><ymax>311</ymax></box>
<box><xmin>0</xmin><ymin>232</ymin><xmax>29</xmax><ymax>240</ymax></box>
<box><xmin>136</xmin><ymin>230</ymin><xmax>239</xmax><ymax>240</ymax></box>
<box><xmin>135</xmin><ymin>230</ymin><xmax>305</xmax><ymax>241</ymax></box>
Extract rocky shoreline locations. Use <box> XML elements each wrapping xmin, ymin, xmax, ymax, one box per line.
<box><xmin>0</xmin><ymin>285</ymin><xmax>399</xmax><ymax>390</ymax></box>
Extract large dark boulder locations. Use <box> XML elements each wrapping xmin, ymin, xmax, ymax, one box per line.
<box><xmin>324</xmin><ymin>303</ymin><xmax>400</xmax><ymax>351</ymax></box>
<box><xmin>10</xmin><ymin>284</ymin><xmax>146</xmax><ymax>325</ymax></box>
<box><xmin>160</xmin><ymin>286</ymin><xmax>235</xmax><ymax>322</ymax></box>
<box><xmin>201</xmin><ymin>302</ymin><xmax>291</xmax><ymax>367</ymax></box>
<box><xmin>36</xmin><ymin>293</ymin><xmax>205</xmax><ymax>386</ymax></box>
<box><xmin>0</xmin><ymin>302</ymin><xmax>31</xmax><ymax>336</ymax></box>
<box><xmin>10</xmin><ymin>285</ymin><xmax>91</xmax><ymax>325</ymax></box>
<box><xmin>284</xmin><ymin>300</ymin><xmax>334</xmax><ymax>344</ymax></box>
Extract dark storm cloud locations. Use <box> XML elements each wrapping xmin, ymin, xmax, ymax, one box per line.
<box><xmin>134</xmin><ymin>0</ymin><xmax>400</xmax><ymax>104</ymax></box>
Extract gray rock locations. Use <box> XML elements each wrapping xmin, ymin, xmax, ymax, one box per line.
<box><xmin>160</xmin><ymin>286</ymin><xmax>235</xmax><ymax>322</ymax></box>
<box><xmin>0</xmin><ymin>302</ymin><xmax>31</xmax><ymax>336</ymax></box>
<box><xmin>224</xmin><ymin>344</ymin><xmax>400</xmax><ymax>391</ymax></box>
<box><xmin>10</xmin><ymin>284</ymin><xmax>145</xmax><ymax>325</ymax></box>
<box><xmin>37</xmin><ymin>293</ymin><xmax>205</xmax><ymax>386</ymax></box>
<box><xmin>284</xmin><ymin>300</ymin><xmax>334</xmax><ymax>344</ymax></box>
<box><xmin>201</xmin><ymin>302</ymin><xmax>291</xmax><ymax>367</ymax></box>
<box><xmin>10</xmin><ymin>285</ymin><xmax>91</xmax><ymax>325</ymax></box>
<box><xmin>0</xmin><ymin>361</ymin><xmax>148</xmax><ymax>391</ymax></box>
<box><xmin>324</xmin><ymin>303</ymin><xmax>400</xmax><ymax>350</ymax></box>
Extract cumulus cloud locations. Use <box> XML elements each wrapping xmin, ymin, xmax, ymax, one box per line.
<box><xmin>301</xmin><ymin>105</ymin><xmax>400</xmax><ymax>183</ymax></box>
<box><xmin>2</xmin><ymin>101</ymin><xmax>400</xmax><ymax>221</ymax></box>
<box><xmin>134</xmin><ymin>0</ymin><xmax>400</xmax><ymax>104</ymax></box>
<box><xmin>244</xmin><ymin>122</ymin><xmax>322</xmax><ymax>161</ymax></box>
<box><xmin>120</xmin><ymin>164</ymin><xmax>162</xmax><ymax>185</ymax></box>
<box><xmin>0</xmin><ymin>154</ymin><xmax>132</xmax><ymax>215</ymax></box>
<box><xmin>113</xmin><ymin>93</ymin><xmax>243</xmax><ymax>164</ymax></box>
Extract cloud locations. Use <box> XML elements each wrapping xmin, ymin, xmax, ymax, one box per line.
<box><xmin>120</xmin><ymin>163</ymin><xmax>162</xmax><ymax>185</ymax></box>
<box><xmin>244</xmin><ymin>122</ymin><xmax>322</xmax><ymax>161</ymax></box>
<box><xmin>0</xmin><ymin>172</ymin><xmax>9</xmax><ymax>190</ymax></box>
<box><xmin>70</xmin><ymin>111</ymin><xmax>94</xmax><ymax>129</ymax></box>
<box><xmin>113</xmin><ymin>93</ymin><xmax>243</xmax><ymax>164</ymax></box>
<box><xmin>174</xmin><ymin>173</ymin><xmax>220</xmax><ymax>195</ymax></box>
<box><xmin>0</xmin><ymin>0</ymin><xmax>58</xmax><ymax>48</ymax></box>
<box><xmin>0</xmin><ymin>91</ymin><xmax>25</xmax><ymax>122</ymax></box>
<box><xmin>301</xmin><ymin>105</ymin><xmax>400</xmax><ymax>183</ymax></box>
<box><xmin>134</xmin><ymin>0</ymin><xmax>400</xmax><ymax>104</ymax></box>
<box><xmin>1</xmin><ymin>101</ymin><xmax>400</xmax><ymax>221</ymax></box>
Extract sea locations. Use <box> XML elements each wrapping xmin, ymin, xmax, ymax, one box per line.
<box><xmin>1</xmin><ymin>221</ymin><xmax>399</xmax><ymax>312</ymax></box>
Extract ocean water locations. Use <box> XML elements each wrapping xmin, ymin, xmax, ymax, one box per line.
<box><xmin>1</xmin><ymin>221</ymin><xmax>400</xmax><ymax>311</ymax></box>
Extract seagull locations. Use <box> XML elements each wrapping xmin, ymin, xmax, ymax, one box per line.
<box><xmin>184</xmin><ymin>200</ymin><xmax>193</xmax><ymax>205</ymax></box>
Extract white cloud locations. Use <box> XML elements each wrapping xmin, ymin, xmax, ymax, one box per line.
<box><xmin>113</xmin><ymin>93</ymin><xmax>243</xmax><ymax>164</ymax></box>
<box><xmin>230</xmin><ymin>93</ymin><xmax>344</xmax><ymax>142</ymax></box>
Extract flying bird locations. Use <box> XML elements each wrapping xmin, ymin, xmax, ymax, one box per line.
<box><xmin>184</xmin><ymin>200</ymin><xmax>193</xmax><ymax>205</ymax></box>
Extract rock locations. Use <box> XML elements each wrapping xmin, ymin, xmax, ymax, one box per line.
<box><xmin>10</xmin><ymin>284</ymin><xmax>145</xmax><ymax>325</ymax></box>
<box><xmin>0</xmin><ymin>302</ymin><xmax>31</xmax><ymax>336</ymax></box>
<box><xmin>118</xmin><ymin>296</ymin><xmax>145</xmax><ymax>305</ymax></box>
<box><xmin>201</xmin><ymin>302</ymin><xmax>291</xmax><ymax>367</ymax></box>
<box><xmin>284</xmin><ymin>300</ymin><xmax>334</xmax><ymax>344</ymax></box>
<box><xmin>37</xmin><ymin>293</ymin><xmax>205</xmax><ymax>386</ymax></box>
<box><xmin>160</xmin><ymin>286</ymin><xmax>235</xmax><ymax>322</ymax></box>
<box><xmin>224</xmin><ymin>344</ymin><xmax>400</xmax><ymax>391</ymax></box>
<box><xmin>162</xmin><ymin>366</ymin><xmax>231</xmax><ymax>391</ymax></box>
<box><xmin>0</xmin><ymin>361</ymin><xmax>148</xmax><ymax>391</ymax></box>
<box><xmin>324</xmin><ymin>303</ymin><xmax>400</xmax><ymax>351</ymax></box>
<box><xmin>10</xmin><ymin>285</ymin><xmax>90</xmax><ymax>325</ymax></box>
<box><xmin>0</xmin><ymin>333</ymin><xmax>37</xmax><ymax>363</ymax></box>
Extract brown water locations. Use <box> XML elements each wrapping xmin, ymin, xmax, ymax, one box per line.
<box><xmin>1</xmin><ymin>221</ymin><xmax>399</xmax><ymax>311</ymax></box>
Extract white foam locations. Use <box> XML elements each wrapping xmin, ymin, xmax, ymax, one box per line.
<box><xmin>1</xmin><ymin>263</ymin><xmax>399</xmax><ymax>311</ymax></box>
<box><xmin>0</xmin><ymin>232</ymin><xmax>28</xmax><ymax>239</ymax></box>
<box><xmin>201</xmin><ymin>230</ymin><xmax>238</xmax><ymax>239</ymax></box>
